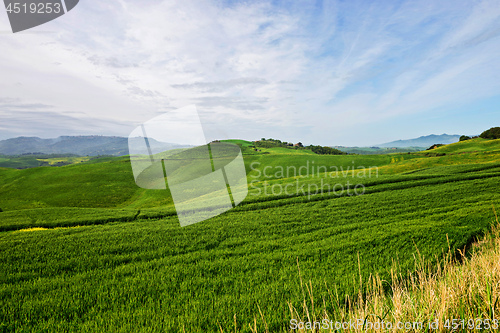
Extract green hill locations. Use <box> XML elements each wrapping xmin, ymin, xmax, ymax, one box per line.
<box><xmin>423</xmin><ymin>137</ymin><xmax>500</xmax><ymax>154</ymax></box>
<box><xmin>0</xmin><ymin>154</ymin><xmax>91</xmax><ymax>169</ymax></box>
<box><xmin>221</xmin><ymin>139</ymin><xmax>255</xmax><ymax>148</ymax></box>
<box><xmin>1</xmin><ymin>137</ymin><xmax>500</xmax><ymax>331</ymax></box>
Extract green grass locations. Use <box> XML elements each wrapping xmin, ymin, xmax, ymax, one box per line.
<box><xmin>336</xmin><ymin>146</ymin><xmax>424</xmax><ymax>154</ymax></box>
<box><xmin>0</xmin><ymin>154</ymin><xmax>91</xmax><ymax>169</ymax></box>
<box><xmin>0</xmin><ymin>149</ymin><xmax>411</xmax><ymax>212</ymax></box>
<box><xmin>1</xmin><ymin>138</ymin><xmax>500</xmax><ymax>332</ymax></box>
<box><xmin>222</xmin><ymin>139</ymin><xmax>255</xmax><ymax>148</ymax></box>
<box><xmin>37</xmin><ymin>156</ymin><xmax>91</xmax><ymax>165</ymax></box>
<box><xmin>420</xmin><ymin>137</ymin><xmax>500</xmax><ymax>154</ymax></box>
<box><xmin>0</xmin><ymin>207</ymin><xmax>140</xmax><ymax>232</ymax></box>
<box><xmin>0</xmin><ymin>155</ymin><xmax>46</xmax><ymax>168</ymax></box>
<box><xmin>0</xmin><ymin>157</ymin><xmax>137</xmax><ymax>211</ymax></box>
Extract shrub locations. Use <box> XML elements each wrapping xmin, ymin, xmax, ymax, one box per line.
<box><xmin>480</xmin><ymin>127</ymin><xmax>500</xmax><ymax>139</ymax></box>
<box><xmin>459</xmin><ymin>135</ymin><xmax>471</xmax><ymax>141</ymax></box>
<box><xmin>426</xmin><ymin>144</ymin><xmax>444</xmax><ymax>150</ymax></box>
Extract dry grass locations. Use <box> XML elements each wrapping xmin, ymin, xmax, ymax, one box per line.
<box><xmin>246</xmin><ymin>207</ymin><xmax>500</xmax><ymax>332</ymax></box>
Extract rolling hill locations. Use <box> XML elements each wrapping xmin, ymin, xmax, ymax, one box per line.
<box><xmin>1</xmin><ymin>137</ymin><xmax>500</xmax><ymax>331</ymax></box>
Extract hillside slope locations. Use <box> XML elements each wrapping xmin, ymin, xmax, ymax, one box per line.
<box><xmin>425</xmin><ymin>137</ymin><xmax>500</xmax><ymax>154</ymax></box>
<box><xmin>1</xmin><ymin>137</ymin><xmax>500</xmax><ymax>332</ymax></box>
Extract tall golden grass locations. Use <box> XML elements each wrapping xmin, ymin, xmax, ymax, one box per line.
<box><xmin>246</xmin><ymin>207</ymin><xmax>500</xmax><ymax>332</ymax></box>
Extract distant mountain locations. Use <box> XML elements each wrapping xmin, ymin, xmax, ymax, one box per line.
<box><xmin>376</xmin><ymin>134</ymin><xmax>461</xmax><ymax>148</ymax></box>
<box><xmin>0</xmin><ymin>136</ymin><xmax>190</xmax><ymax>156</ymax></box>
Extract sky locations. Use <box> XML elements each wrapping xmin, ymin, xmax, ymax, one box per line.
<box><xmin>0</xmin><ymin>0</ymin><xmax>499</xmax><ymax>146</ymax></box>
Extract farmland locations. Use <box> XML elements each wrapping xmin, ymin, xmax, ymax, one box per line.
<box><xmin>0</xmin><ymin>154</ymin><xmax>96</xmax><ymax>169</ymax></box>
<box><xmin>1</xmin><ymin>138</ymin><xmax>500</xmax><ymax>332</ymax></box>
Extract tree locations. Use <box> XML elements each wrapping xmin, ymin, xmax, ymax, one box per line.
<box><xmin>459</xmin><ymin>135</ymin><xmax>471</xmax><ymax>141</ymax></box>
<box><xmin>308</xmin><ymin>145</ymin><xmax>346</xmax><ymax>155</ymax></box>
<box><xmin>296</xmin><ymin>142</ymin><xmax>303</xmax><ymax>148</ymax></box>
<box><xmin>480</xmin><ymin>127</ymin><xmax>500</xmax><ymax>139</ymax></box>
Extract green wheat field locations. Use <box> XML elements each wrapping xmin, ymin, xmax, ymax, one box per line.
<box><xmin>1</xmin><ymin>137</ymin><xmax>500</xmax><ymax>332</ymax></box>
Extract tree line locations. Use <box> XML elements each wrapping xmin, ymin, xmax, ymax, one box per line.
<box><xmin>255</xmin><ymin>138</ymin><xmax>346</xmax><ymax>155</ymax></box>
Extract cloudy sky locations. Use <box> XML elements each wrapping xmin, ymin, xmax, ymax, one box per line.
<box><xmin>0</xmin><ymin>0</ymin><xmax>499</xmax><ymax>146</ymax></box>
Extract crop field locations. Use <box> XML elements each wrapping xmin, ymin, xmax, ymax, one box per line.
<box><xmin>37</xmin><ymin>156</ymin><xmax>92</xmax><ymax>166</ymax></box>
<box><xmin>1</xmin><ymin>138</ymin><xmax>500</xmax><ymax>332</ymax></box>
<box><xmin>335</xmin><ymin>146</ymin><xmax>424</xmax><ymax>155</ymax></box>
<box><xmin>421</xmin><ymin>138</ymin><xmax>500</xmax><ymax>154</ymax></box>
<box><xmin>0</xmin><ymin>154</ymin><xmax>92</xmax><ymax>169</ymax></box>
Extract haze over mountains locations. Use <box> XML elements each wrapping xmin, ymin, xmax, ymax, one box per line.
<box><xmin>0</xmin><ymin>136</ymin><xmax>190</xmax><ymax>156</ymax></box>
<box><xmin>376</xmin><ymin>134</ymin><xmax>461</xmax><ymax>148</ymax></box>
<box><xmin>0</xmin><ymin>134</ymin><xmax>465</xmax><ymax>156</ymax></box>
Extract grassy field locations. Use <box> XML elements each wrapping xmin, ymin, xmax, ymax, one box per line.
<box><xmin>0</xmin><ymin>154</ymin><xmax>95</xmax><ymax>169</ymax></box>
<box><xmin>335</xmin><ymin>146</ymin><xmax>425</xmax><ymax>155</ymax></box>
<box><xmin>422</xmin><ymin>137</ymin><xmax>500</xmax><ymax>154</ymax></box>
<box><xmin>1</xmin><ymin>138</ymin><xmax>500</xmax><ymax>331</ymax></box>
<box><xmin>290</xmin><ymin>212</ymin><xmax>500</xmax><ymax>332</ymax></box>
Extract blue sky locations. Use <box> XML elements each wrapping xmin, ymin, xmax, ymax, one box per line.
<box><xmin>0</xmin><ymin>0</ymin><xmax>499</xmax><ymax>146</ymax></box>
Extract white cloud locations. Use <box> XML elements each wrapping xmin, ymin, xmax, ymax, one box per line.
<box><xmin>0</xmin><ymin>0</ymin><xmax>499</xmax><ymax>145</ymax></box>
